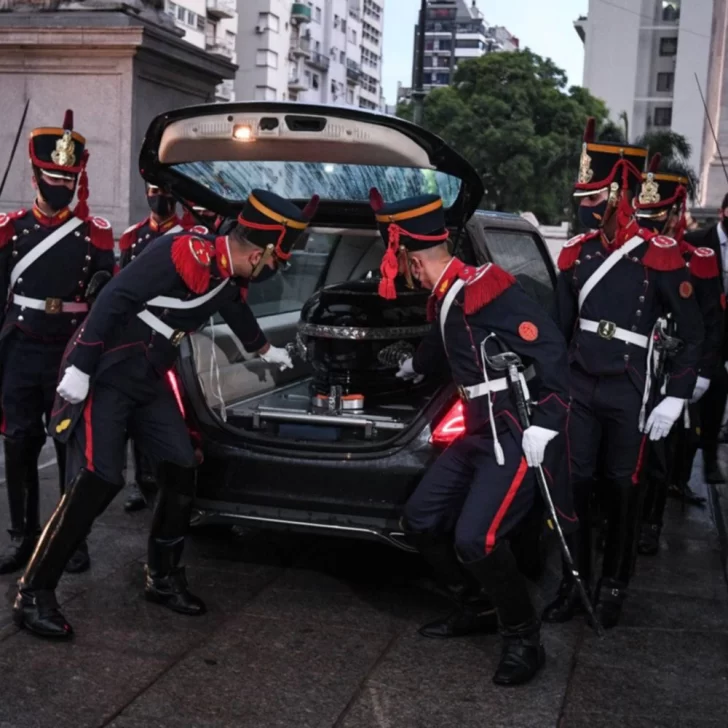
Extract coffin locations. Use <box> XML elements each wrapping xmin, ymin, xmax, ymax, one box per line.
<box><xmin>296</xmin><ymin>279</ymin><xmax>431</xmax><ymax>407</ymax></box>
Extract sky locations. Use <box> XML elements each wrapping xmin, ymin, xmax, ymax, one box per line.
<box><xmin>381</xmin><ymin>0</ymin><xmax>589</xmax><ymax>105</ymax></box>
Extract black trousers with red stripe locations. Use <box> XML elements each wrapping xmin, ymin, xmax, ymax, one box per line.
<box><xmin>567</xmin><ymin>365</ymin><xmax>646</xmax><ymax>585</ymax></box>
<box><xmin>66</xmin><ymin>358</ymin><xmax>196</xmax><ymax>487</ymax></box>
<box><xmin>403</xmin><ymin>428</ymin><xmax>536</xmax><ymax>563</ymax></box>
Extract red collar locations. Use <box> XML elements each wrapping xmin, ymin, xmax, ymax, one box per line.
<box><xmin>602</xmin><ymin>218</ymin><xmax>641</xmax><ymax>251</ymax></box>
<box><xmin>214</xmin><ymin>236</ymin><xmax>233</xmax><ymax>278</ymax></box>
<box><xmin>431</xmin><ymin>258</ymin><xmax>466</xmax><ymax>302</ymax></box>
<box><xmin>32</xmin><ymin>204</ymin><xmax>71</xmax><ymax>228</ymax></box>
<box><xmin>149</xmin><ymin>214</ymin><xmax>179</xmax><ymax>233</ymax></box>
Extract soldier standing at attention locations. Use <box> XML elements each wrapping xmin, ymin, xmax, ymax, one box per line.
<box><xmin>0</xmin><ymin>110</ymin><xmax>115</xmax><ymax>576</ymax></box>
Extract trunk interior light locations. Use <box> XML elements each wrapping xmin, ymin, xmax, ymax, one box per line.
<box><xmin>167</xmin><ymin>370</ymin><xmax>186</xmax><ymax>419</ymax></box>
<box><xmin>430</xmin><ymin>400</ymin><xmax>466</xmax><ymax>447</ymax></box>
<box><xmin>232</xmin><ymin>124</ymin><xmax>254</xmax><ymax>142</ymax></box>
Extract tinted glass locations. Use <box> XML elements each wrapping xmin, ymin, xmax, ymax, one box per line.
<box><xmin>171</xmin><ymin>161</ymin><xmax>462</xmax><ymax>207</ymax></box>
<box><xmin>481</xmin><ymin>229</ymin><xmax>555</xmax><ymax>310</ymax></box>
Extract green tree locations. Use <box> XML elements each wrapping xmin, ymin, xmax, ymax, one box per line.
<box><xmin>397</xmin><ymin>50</ymin><xmax>613</xmax><ymax>224</ymax></box>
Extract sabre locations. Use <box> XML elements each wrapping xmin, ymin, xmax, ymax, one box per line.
<box><xmin>695</xmin><ymin>72</ymin><xmax>728</xmax><ymax>187</ymax></box>
<box><xmin>483</xmin><ymin>347</ymin><xmax>605</xmax><ymax>638</ymax></box>
<box><xmin>0</xmin><ymin>98</ymin><xmax>30</xmax><ymax>200</ymax></box>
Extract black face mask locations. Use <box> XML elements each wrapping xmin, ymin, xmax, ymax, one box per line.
<box><xmin>37</xmin><ymin>176</ymin><xmax>75</xmax><ymax>212</ymax></box>
<box><xmin>250</xmin><ymin>263</ymin><xmax>279</xmax><ymax>284</ymax></box>
<box><xmin>148</xmin><ymin>194</ymin><xmax>175</xmax><ymax>218</ymax></box>
<box><xmin>578</xmin><ymin>199</ymin><xmax>609</xmax><ymax>230</ymax></box>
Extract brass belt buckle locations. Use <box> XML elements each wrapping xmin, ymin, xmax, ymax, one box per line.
<box><xmin>45</xmin><ymin>297</ymin><xmax>62</xmax><ymax>314</ymax></box>
<box><xmin>169</xmin><ymin>330</ymin><xmax>186</xmax><ymax>347</ymax></box>
<box><xmin>597</xmin><ymin>319</ymin><xmax>617</xmax><ymax>340</ymax></box>
<box><xmin>457</xmin><ymin>385</ymin><xmax>470</xmax><ymax>402</ymax></box>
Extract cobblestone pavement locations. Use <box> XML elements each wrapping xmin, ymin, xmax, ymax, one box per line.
<box><xmin>0</xmin><ymin>451</ymin><xmax>726</xmax><ymax>728</ymax></box>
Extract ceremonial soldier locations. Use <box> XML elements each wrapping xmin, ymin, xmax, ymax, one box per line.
<box><xmin>118</xmin><ymin>182</ymin><xmax>184</xmax><ymax>513</ymax></box>
<box><xmin>380</xmin><ymin>190</ymin><xmax>573</xmax><ymax>686</ymax></box>
<box><xmin>544</xmin><ymin>119</ymin><xmax>704</xmax><ymax>628</ymax></box>
<box><xmin>0</xmin><ymin>110</ymin><xmax>115</xmax><ymax>577</ymax></box>
<box><xmin>634</xmin><ymin>159</ymin><xmax>723</xmax><ymax>554</ymax></box>
<box><xmin>181</xmin><ymin>201</ymin><xmax>222</xmax><ymax>235</ymax></box>
<box><xmin>12</xmin><ymin>189</ymin><xmax>304</xmax><ymax>639</ymax></box>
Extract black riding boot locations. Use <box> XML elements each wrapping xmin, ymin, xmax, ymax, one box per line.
<box><xmin>13</xmin><ymin>468</ymin><xmax>121</xmax><ymax>639</ymax></box>
<box><xmin>0</xmin><ymin>437</ymin><xmax>44</xmax><ymax>575</ymax></box>
<box><xmin>703</xmin><ymin>445</ymin><xmax>725</xmax><ymax>485</ymax></box>
<box><xmin>54</xmin><ymin>441</ymin><xmax>91</xmax><ymax>574</ymax></box>
<box><xmin>638</xmin><ymin>474</ymin><xmax>667</xmax><ymax>556</ymax></box>
<box><xmin>464</xmin><ymin>541</ymin><xmax>544</xmax><ymax>686</ymax></box>
<box><xmin>405</xmin><ymin>529</ymin><xmax>497</xmax><ymax>638</ymax></box>
<box><xmin>144</xmin><ymin>462</ymin><xmax>205</xmax><ymax>616</ymax></box>
<box><xmin>124</xmin><ymin>442</ymin><xmax>157</xmax><ymax>512</ymax></box>
<box><xmin>596</xmin><ymin>478</ymin><xmax>642</xmax><ymax>629</ymax></box>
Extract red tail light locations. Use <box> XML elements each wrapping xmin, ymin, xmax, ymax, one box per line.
<box><xmin>430</xmin><ymin>400</ymin><xmax>465</xmax><ymax>447</ymax></box>
<box><xmin>167</xmin><ymin>369</ymin><xmax>186</xmax><ymax>419</ymax></box>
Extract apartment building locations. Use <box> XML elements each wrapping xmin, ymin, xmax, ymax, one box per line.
<box><xmin>164</xmin><ymin>0</ymin><xmax>238</xmax><ymax>102</ymax></box>
<box><xmin>575</xmin><ymin>0</ymin><xmax>720</xmax><ymax>203</ymax></box>
<box><xmin>235</xmin><ymin>0</ymin><xmax>385</xmax><ymax>110</ymax></box>
<box><xmin>410</xmin><ymin>0</ymin><xmax>518</xmax><ymax>92</ymax></box>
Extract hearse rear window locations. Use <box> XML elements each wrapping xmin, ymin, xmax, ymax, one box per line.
<box><xmin>171</xmin><ymin>161</ymin><xmax>462</xmax><ymax>207</ymax></box>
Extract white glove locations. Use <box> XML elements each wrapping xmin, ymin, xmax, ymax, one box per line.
<box><xmin>259</xmin><ymin>345</ymin><xmax>293</xmax><ymax>371</ymax></box>
<box><xmin>690</xmin><ymin>376</ymin><xmax>710</xmax><ymax>403</ymax></box>
<box><xmin>521</xmin><ymin>426</ymin><xmax>558</xmax><ymax>467</ymax></box>
<box><xmin>396</xmin><ymin>357</ymin><xmax>424</xmax><ymax>384</ymax></box>
<box><xmin>56</xmin><ymin>365</ymin><xmax>90</xmax><ymax>404</ymax></box>
<box><xmin>643</xmin><ymin>396</ymin><xmax>685</xmax><ymax>441</ymax></box>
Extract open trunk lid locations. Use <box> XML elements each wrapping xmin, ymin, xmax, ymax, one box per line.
<box><xmin>138</xmin><ymin>102</ymin><xmax>484</xmax><ymax>227</ymax></box>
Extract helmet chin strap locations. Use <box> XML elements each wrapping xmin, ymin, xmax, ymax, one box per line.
<box><xmin>225</xmin><ymin>236</ymin><xmax>235</xmax><ymax>277</ymax></box>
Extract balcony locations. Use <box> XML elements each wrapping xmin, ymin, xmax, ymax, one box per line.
<box><xmin>307</xmin><ymin>51</ymin><xmax>330</xmax><ymax>71</ymax></box>
<box><xmin>290</xmin><ymin>33</ymin><xmax>312</xmax><ymax>58</ymax></box>
<box><xmin>288</xmin><ymin>75</ymin><xmax>309</xmax><ymax>92</ymax></box>
<box><xmin>206</xmin><ymin>0</ymin><xmax>235</xmax><ymax>19</ymax></box>
<box><xmin>346</xmin><ymin>60</ymin><xmax>362</xmax><ymax>84</ymax></box>
<box><xmin>215</xmin><ymin>79</ymin><xmax>234</xmax><ymax>102</ymax></box>
<box><xmin>206</xmin><ymin>38</ymin><xmax>234</xmax><ymax>60</ymax></box>
<box><xmin>291</xmin><ymin>3</ymin><xmax>312</xmax><ymax>24</ymax></box>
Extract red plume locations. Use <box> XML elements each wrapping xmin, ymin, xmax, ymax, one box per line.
<box><xmin>62</xmin><ymin>109</ymin><xmax>73</xmax><ymax>130</ymax></box>
<box><xmin>583</xmin><ymin>117</ymin><xmax>595</xmax><ymax>143</ymax></box>
<box><xmin>302</xmin><ymin>194</ymin><xmax>319</xmax><ymax>220</ymax></box>
<box><xmin>648</xmin><ymin>153</ymin><xmax>662</xmax><ymax>173</ymax></box>
<box><xmin>73</xmin><ymin>150</ymin><xmax>89</xmax><ymax>220</ymax></box>
<box><xmin>369</xmin><ymin>187</ymin><xmax>385</xmax><ymax>212</ymax></box>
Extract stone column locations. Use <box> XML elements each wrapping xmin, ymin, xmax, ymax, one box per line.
<box><xmin>0</xmin><ymin>6</ymin><xmax>235</xmax><ymax>234</ymax></box>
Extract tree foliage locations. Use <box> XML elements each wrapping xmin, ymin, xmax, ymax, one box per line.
<box><xmin>397</xmin><ymin>50</ymin><xmax>614</xmax><ymax>224</ymax></box>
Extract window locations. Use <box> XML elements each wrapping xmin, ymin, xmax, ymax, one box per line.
<box><xmin>342</xmin><ymin>19</ymin><xmax>347</xmax><ymax>34</ymax></box>
<box><xmin>481</xmin><ymin>229</ymin><xmax>555</xmax><ymax>310</ymax></box>
<box><xmin>424</xmin><ymin>55</ymin><xmax>433</xmax><ymax>66</ymax></box>
<box><xmin>457</xmin><ymin>39</ymin><xmax>482</xmax><ymax>49</ymax></box>
<box><xmin>176</xmin><ymin>5</ymin><xmax>184</xmax><ymax>21</ymax></box>
<box><xmin>312</xmin><ymin>73</ymin><xmax>320</xmax><ymax>90</ymax></box>
<box><xmin>657</xmin><ymin>72</ymin><xmax>674</xmax><ymax>92</ymax></box>
<box><xmin>314</xmin><ymin>6</ymin><xmax>321</xmax><ymax>23</ymax></box>
<box><xmin>347</xmin><ymin>88</ymin><xmax>354</xmax><ymax>104</ymax></box>
<box><xmin>439</xmin><ymin>39</ymin><xmax>452</xmax><ymax>51</ymax></box>
<box><xmin>362</xmin><ymin>21</ymin><xmax>381</xmax><ymax>45</ymax></box>
<box><xmin>425</xmin><ymin>40</ymin><xmax>434</xmax><ymax>51</ymax></box>
<box><xmin>660</xmin><ymin>37</ymin><xmax>678</xmax><ymax>56</ymax></box>
<box><xmin>165</xmin><ymin>1</ymin><xmax>176</xmax><ymax>17</ymax></box>
<box><xmin>340</xmin><ymin>50</ymin><xmax>345</xmax><ymax>64</ymax></box>
<box><xmin>363</xmin><ymin>0</ymin><xmax>382</xmax><ymax>21</ymax></box>
<box><xmin>257</xmin><ymin>12</ymin><xmax>280</xmax><ymax>32</ymax></box>
<box><xmin>196</xmin><ymin>15</ymin><xmax>205</xmax><ymax>31</ymax></box>
<box><xmin>186</xmin><ymin>9</ymin><xmax>195</xmax><ymax>25</ymax></box>
<box><xmin>315</xmin><ymin>40</ymin><xmax>321</xmax><ymax>52</ymax></box>
<box><xmin>662</xmin><ymin>1</ymin><xmax>680</xmax><ymax>22</ymax></box>
<box><xmin>359</xmin><ymin>98</ymin><xmax>377</xmax><ymax>110</ymax></box>
<box><xmin>361</xmin><ymin>48</ymin><xmax>379</xmax><ymax>69</ymax></box>
<box><xmin>654</xmin><ymin>106</ymin><xmax>673</xmax><ymax>126</ymax></box>
<box><xmin>254</xmin><ymin>86</ymin><xmax>277</xmax><ymax>101</ymax></box>
<box><xmin>256</xmin><ymin>49</ymin><xmax>279</xmax><ymax>68</ymax></box>
<box><xmin>435</xmin><ymin>72</ymin><xmax>449</xmax><ymax>85</ymax></box>
<box><xmin>350</xmin><ymin>29</ymin><xmax>357</xmax><ymax>44</ymax></box>
<box><xmin>334</xmin><ymin>14</ymin><xmax>340</xmax><ymax>28</ymax></box>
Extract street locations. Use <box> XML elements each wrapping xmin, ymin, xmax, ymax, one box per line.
<box><xmin>1</xmin><ymin>454</ymin><xmax>727</xmax><ymax>728</ymax></box>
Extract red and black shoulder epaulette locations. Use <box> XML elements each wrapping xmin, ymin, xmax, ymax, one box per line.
<box><xmin>0</xmin><ymin>209</ymin><xmax>26</xmax><ymax>248</ymax></box>
<box><xmin>87</xmin><ymin>216</ymin><xmax>115</xmax><ymax>251</ymax></box>
<box><xmin>171</xmin><ymin>235</ymin><xmax>214</xmax><ymax>294</ymax></box>
<box><xmin>687</xmin><ymin>246</ymin><xmax>720</xmax><ymax>280</ymax></box>
<box><xmin>641</xmin><ymin>232</ymin><xmax>686</xmax><ymax>272</ymax></box>
<box><xmin>119</xmin><ymin>219</ymin><xmax>147</xmax><ymax>251</ymax></box>
<box><xmin>557</xmin><ymin>230</ymin><xmax>599</xmax><ymax>271</ymax></box>
<box><xmin>460</xmin><ymin>263</ymin><xmax>516</xmax><ymax>315</ymax></box>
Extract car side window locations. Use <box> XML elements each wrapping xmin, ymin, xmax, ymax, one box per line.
<box><xmin>481</xmin><ymin>228</ymin><xmax>555</xmax><ymax>311</ymax></box>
